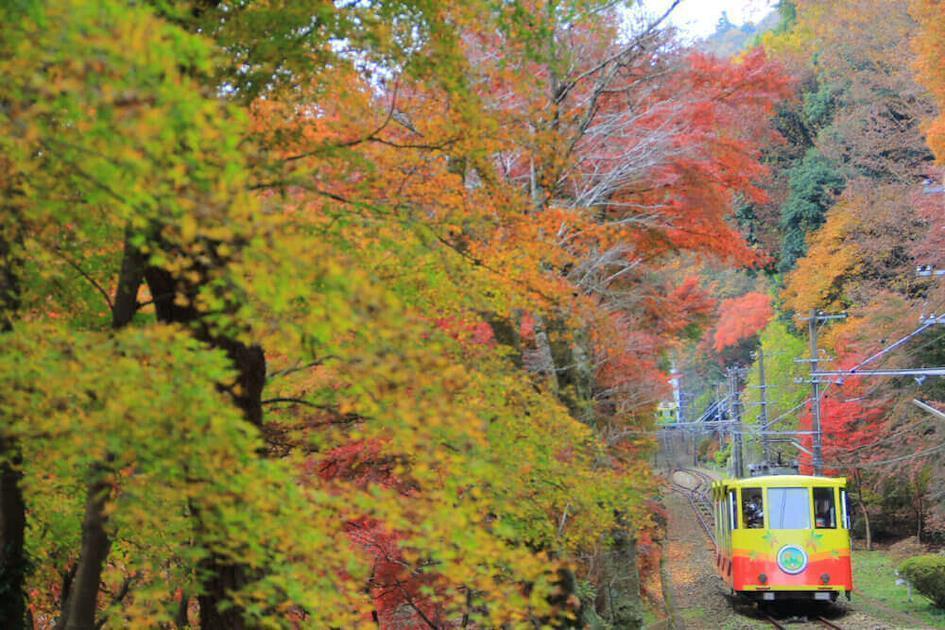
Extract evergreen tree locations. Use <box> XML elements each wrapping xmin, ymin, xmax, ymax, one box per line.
<box><xmin>778</xmin><ymin>149</ymin><xmax>844</xmax><ymax>273</ymax></box>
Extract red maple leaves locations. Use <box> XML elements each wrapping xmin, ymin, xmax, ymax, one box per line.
<box><xmin>712</xmin><ymin>292</ymin><xmax>774</xmax><ymax>352</ymax></box>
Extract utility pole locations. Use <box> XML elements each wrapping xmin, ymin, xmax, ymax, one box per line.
<box><xmin>715</xmin><ymin>382</ymin><xmax>724</xmax><ymax>449</ymax></box>
<box><xmin>808</xmin><ymin>309</ymin><xmax>824</xmax><ymax>476</ymax></box>
<box><xmin>729</xmin><ymin>367</ymin><xmax>744</xmax><ymax>478</ymax></box>
<box><xmin>757</xmin><ymin>347</ymin><xmax>770</xmax><ymax>464</ymax></box>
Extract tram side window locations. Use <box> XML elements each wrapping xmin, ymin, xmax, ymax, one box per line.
<box><xmin>741</xmin><ymin>488</ymin><xmax>764</xmax><ymax>528</ymax></box>
<box><xmin>768</xmin><ymin>487</ymin><xmax>811</xmax><ymax>529</ymax></box>
<box><xmin>842</xmin><ymin>490</ymin><xmax>853</xmax><ymax>529</ymax></box>
<box><xmin>814</xmin><ymin>487</ymin><xmax>837</xmax><ymax>528</ymax></box>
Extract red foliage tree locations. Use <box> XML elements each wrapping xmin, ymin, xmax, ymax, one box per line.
<box><xmin>796</xmin><ymin>349</ymin><xmax>887</xmax><ymax>477</ymax></box>
<box><xmin>712</xmin><ymin>292</ymin><xmax>774</xmax><ymax>352</ymax></box>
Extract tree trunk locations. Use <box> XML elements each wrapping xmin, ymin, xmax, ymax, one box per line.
<box><xmin>144</xmin><ymin>266</ymin><xmax>266</xmax><ymax>629</ymax></box>
<box><xmin>194</xmin><ymin>336</ymin><xmax>265</xmax><ymax>630</ymax></box>
<box><xmin>0</xmin><ymin>208</ymin><xmax>27</xmax><ymax>628</ymax></box>
<box><xmin>483</xmin><ymin>311</ymin><xmax>523</xmax><ymax>368</ymax></box>
<box><xmin>54</xmin><ymin>244</ymin><xmax>152</xmax><ymax>628</ymax></box>
<box><xmin>0</xmin><ymin>436</ymin><xmax>26</xmax><ymax>629</ymax></box>
<box><xmin>594</xmin><ymin>528</ymin><xmax>642</xmax><ymax>629</ymax></box>
<box><xmin>58</xmin><ymin>469</ymin><xmax>112</xmax><ymax>630</ymax></box>
<box><xmin>857</xmin><ymin>496</ymin><xmax>871</xmax><ymax>551</ymax></box>
<box><xmin>175</xmin><ymin>592</ymin><xmax>190</xmax><ymax>628</ymax></box>
<box><xmin>528</xmin><ymin>315</ymin><xmax>558</xmax><ymax>391</ymax></box>
<box><xmin>111</xmin><ymin>227</ymin><xmax>146</xmax><ymax>329</ymax></box>
<box><xmin>196</xmin><ymin>562</ymin><xmax>248</xmax><ymax>630</ymax></box>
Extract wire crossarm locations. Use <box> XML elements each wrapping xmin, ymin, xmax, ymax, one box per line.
<box><xmin>812</xmin><ymin>368</ymin><xmax>945</xmax><ymax>378</ymax></box>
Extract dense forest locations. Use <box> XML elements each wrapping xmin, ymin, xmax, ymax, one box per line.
<box><xmin>686</xmin><ymin>0</ymin><xmax>945</xmax><ymax>555</ymax></box>
<box><xmin>0</xmin><ymin>0</ymin><xmax>944</xmax><ymax>628</ymax></box>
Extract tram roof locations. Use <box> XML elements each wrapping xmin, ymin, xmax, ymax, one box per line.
<box><xmin>713</xmin><ymin>475</ymin><xmax>847</xmax><ymax>489</ymax></box>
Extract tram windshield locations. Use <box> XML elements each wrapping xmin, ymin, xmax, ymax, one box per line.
<box><xmin>768</xmin><ymin>487</ymin><xmax>811</xmax><ymax>529</ymax></box>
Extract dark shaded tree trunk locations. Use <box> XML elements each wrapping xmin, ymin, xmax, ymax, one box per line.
<box><xmin>192</xmin><ymin>337</ymin><xmax>264</xmax><ymax>630</ymax></box>
<box><xmin>196</xmin><ymin>561</ymin><xmax>249</xmax><ymax>630</ymax></box>
<box><xmin>483</xmin><ymin>311</ymin><xmax>523</xmax><ymax>368</ymax></box>
<box><xmin>595</xmin><ymin>528</ymin><xmax>643</xmax><ymax>629</ymax></box>
<box><xmin>0</xmin><ymin>210</ymin><xmax>27</xmax><ymax>628</ymax></box>
<box><xmin>144</xmin><ymin>266</ymin><xmax>266</xmax><ymax>630</ymax></box>
<box><xmin>54</xmin><ymin>242</ymin><xmax>150</xmax><ymax>627</ymax></box>
<box><xmin>0</xmin><ymin>436</ymin><xmax>26</xmax><ymax>629</ymax></box>
<box><xmin>537</xmin><ymin>567</ymin><xmax>582</xmax><ymax>629</ymax></box>
<box><xmin>143</xmin><ymin>267</ymin><xmax>266</xmax><ymax>426</ymax></box>
<box><xmin>57</xmin><ymin>469</ymin><xmax>113</xmax><ymax>630</ymax></box>
<box><xmin>111</xmin><ymin>227</ymin><xmax>146</xmax><ymax>329</ymax></box>
<box><xmin>175</xmin><ymin>592</ymin><xmax>190</xmax><ymax>628</ymax></box>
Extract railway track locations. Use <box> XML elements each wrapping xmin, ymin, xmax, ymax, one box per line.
<box><xmin>668</xmin><ymin>469</ymin><xmax>854</xmax><ymax>630</ymax></box>
<box><xmin>763</xmin><ymin>614</ymin><xmax>845</xmax><ymax>629</ymax></box>
<box><xmin>668</xmin><ymin>467</ymin><xmax>716</xmax><ymax>544</ymax></box>
<box><xmin>814</xmin><ymin>616</ymin><xmax>844</xmax><ymax>630</ymax></box>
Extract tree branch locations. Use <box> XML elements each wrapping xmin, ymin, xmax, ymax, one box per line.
<box><xmin>51</xmin><ymin>246</ymin><xmax>115</xmax><ymax>312</ymax></box>
<box><xmin>261</xmin><ymin>397</ymin><xmax>326</xmax><ymax>409</ymax></box>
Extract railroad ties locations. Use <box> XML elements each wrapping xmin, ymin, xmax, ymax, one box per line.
<box><xmin>764</xmin><ymin>614</ymin><xmax>846</xmax><ymax>629</ymax></box>
<box><xmin>669</xmin><ymin>468</ymin><xmax>716</xmax><ymax>545</ymax></box>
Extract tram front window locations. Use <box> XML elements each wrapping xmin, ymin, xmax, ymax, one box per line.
<box><xmin>742</xmin><ymin>488</ymin><xmax>764</xmax><ymax>528</ymax></box>
<box><xmin>768</xmin><ymin>487</ymin><xmax>811</xmax><ymax>529</ymax></box>
<box><xmin>814</xmin><ymin>487</ymin><xmax>837</xmax><ymax>528</ymax></box>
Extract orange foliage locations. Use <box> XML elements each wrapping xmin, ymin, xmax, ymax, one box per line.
<box><xmin>782</xmin><ymin>201</ymin><xmax>861</xmax><ymax>314</ymax></box>
<box><xmin>911</xmin><ymin>0</ymin><xmax>945</xmax><ymax>163</ymax></box>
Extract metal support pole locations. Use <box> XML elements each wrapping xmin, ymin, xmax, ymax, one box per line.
<box><xmin>758</xmin><ymin>347</ymin><xmax>770</xmax><ymax>464</ymax></box>
<box><xmin>808</xmin><ymin>310</ymin><xmax>824</xmax><ymax>476</ymax></box>
<box><xmin>731</xmin><ymin>368</ymin><xmax>744</xmax><ymax>478</ymax></box>
<box><xmin>715</xmin><ymin>384</ymin><xmax>724</xmax><ymax>449</ymax></box>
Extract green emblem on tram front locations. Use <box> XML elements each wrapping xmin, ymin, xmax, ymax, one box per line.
<box><xmin>777</xmin><ymin>545</ymin><xmax>808</xmax><ymax>575</ymax></box>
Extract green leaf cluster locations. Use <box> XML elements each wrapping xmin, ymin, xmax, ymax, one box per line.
<box><xmin>778</xmin><ymin>149</ymin><xmax>844</xmax><ymax>273</ymax></box>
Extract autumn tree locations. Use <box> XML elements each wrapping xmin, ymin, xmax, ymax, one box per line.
<box><xmin>0</xmin><ymin>0</ymin><xmax>795</xmax><ymax>627</ymax></box>
<box><xmin>743</xmin><ymin>0</ymin><xmax>935</xmax><ymax>275</ymax></box>
<box><xmin>712</xmin><ymin>292</ymin><xmax>774</xmax><ymax>353</ymax></box>
<box><xmin>911</xmin><ymin>0</ymin><xmax>945</xmax><ymax>163</ymax></box>
<box><xmin>1</xmin><ymin>0</ymin><xmax>562</xmax><ymax>625</ymax></box>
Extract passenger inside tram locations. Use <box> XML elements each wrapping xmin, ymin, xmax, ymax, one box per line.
<box><xmin>814</xmin><ymin>487</ymin><xmax>837</xmax><ymax>528</ymax></box>
<box><xmin>743</xmin><ymin>489</ymin><xmax>764</xmax><ymax>528</ymax></box>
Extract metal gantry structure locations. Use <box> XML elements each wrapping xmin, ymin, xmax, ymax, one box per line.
<box><xmin>672</xmin><ymin>264</ymin><xmax>945</xmax><ymax>478</ymax></box>
<box><xmin>799</xmin><ymin>309</ymin><xmax>846</xmax><ymax>475</ymax></box>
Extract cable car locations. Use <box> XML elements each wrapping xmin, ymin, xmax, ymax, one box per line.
<box><xmin>711</xmin><ymin>475</ymin><xmax>853</xmax><ymax>602</ymax></box>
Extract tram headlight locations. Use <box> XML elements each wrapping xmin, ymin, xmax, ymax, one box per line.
<box><xmin>758</xmin><ymin>573</ymin><xmax>768</xmax><ymax>584</ymax></box>
<box><xmin>820</xmin><ymin>573</ymin><xmax>830</xmax><ymax>584</ymax></box>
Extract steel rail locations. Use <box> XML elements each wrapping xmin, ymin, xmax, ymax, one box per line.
<box><xmin>670</xmin><ymin>468</ymin><xmax>716</xmax><ymax>545</ymax></box>
<box><xmin>815</xmin><ymin>616</ymin><xmax>844</xmax><ymax>630</ymax></box>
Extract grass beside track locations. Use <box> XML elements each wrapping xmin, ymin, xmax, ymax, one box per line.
<box><xmin>853</xmin><ymin>549</ymin><xmax>945</xmax><ymax>628</ymax></box>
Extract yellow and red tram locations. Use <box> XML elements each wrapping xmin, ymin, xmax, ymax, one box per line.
<box><xmin>712</xmin><ymin>475</ymin><xmax>853</xmax><ymax>602</ymax></box>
